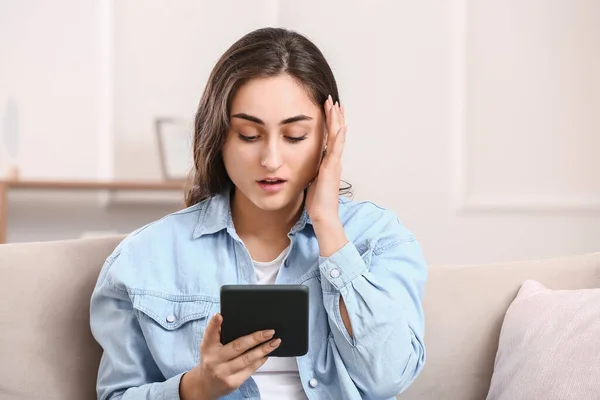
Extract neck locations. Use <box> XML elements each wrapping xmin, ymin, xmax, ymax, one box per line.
<box><xmin>231</xmin><ymin>190</ymin><xmax>305</xmax><ymax>239</ymax></box>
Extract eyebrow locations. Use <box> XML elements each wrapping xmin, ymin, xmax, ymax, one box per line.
<box><xmin>231</xmin><ymin>113</ymin><xmax>313</xmax><ymax>126</ymax></box>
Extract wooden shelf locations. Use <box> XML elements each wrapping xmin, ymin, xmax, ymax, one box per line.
<box><xmin>0</xmin><ymin>179</ymin><xmax>187</xmax><ymax>244</ymax></box>
<box><xmin>0</xmin><ymin>179</ymin><xmax>186</xmax><ymax>191</ymax></box>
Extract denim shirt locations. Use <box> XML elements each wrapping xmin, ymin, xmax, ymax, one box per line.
<box><xmin>90</xmin><ymin>191</ymin><xmax>427</xmax><ymax>400</ymax></box>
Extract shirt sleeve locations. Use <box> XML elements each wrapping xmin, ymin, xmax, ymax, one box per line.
<box><xmin>318</xmin><ymin>217</ymin><xmax>427</xmax><ymax>399</ymax></box>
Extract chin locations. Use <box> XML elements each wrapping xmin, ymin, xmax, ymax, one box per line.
<box><xmin>251</xmin><ymin>195</ymin><xmax>293</xmax><ymax>212</ymax></box>
<box><xmin>245</xmin><ymin>186</ymin><xmax>304</xmax><ymax>212</ymax></box>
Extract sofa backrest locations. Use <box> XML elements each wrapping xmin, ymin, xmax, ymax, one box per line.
<box><xmin>0</xmin><ymin>236</ymin><xmax>123</xmax><ymax>400</ymax></box>
<box><xmin>1</xmin><ymin>236</ymin><xmax>599</xmax><ymax>400</ymax></box>
<box><xmin>400</xmin><ymin>251</ymin><xmax>600</xmax><ymax>400</ymax></box>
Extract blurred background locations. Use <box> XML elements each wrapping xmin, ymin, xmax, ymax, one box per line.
<box><xmin>0</xmin><ymin>0</ymin><xmax>598</xmax><ymax>264</ymax></box>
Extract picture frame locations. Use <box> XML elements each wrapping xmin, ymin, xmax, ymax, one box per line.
<box><xmin>155</xmin><ymin>117</ymin><xmax>194</xmax><ymax>181</ymax></box>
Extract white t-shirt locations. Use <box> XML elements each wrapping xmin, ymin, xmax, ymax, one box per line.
<box><xmin>251</xmin><ymin>245</ymin><xmax>308</xmax><ymax>400</ymax></box>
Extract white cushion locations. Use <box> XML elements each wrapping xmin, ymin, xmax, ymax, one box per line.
<box><xmin>486</xmin><ymin>280</ymin><xmax>600</xmax><ymax>399</ymax></box>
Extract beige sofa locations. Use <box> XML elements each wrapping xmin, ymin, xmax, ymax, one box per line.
<box><xmin>1</xmin><ymin>236</ymin><xmax>599</xmax><ymax>400</ymax></box>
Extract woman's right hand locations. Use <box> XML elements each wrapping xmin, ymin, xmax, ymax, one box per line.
<box><xmin>180</xmin><ymin>313</ymin><xmax>281</xmax><ymax>400</ymax></box>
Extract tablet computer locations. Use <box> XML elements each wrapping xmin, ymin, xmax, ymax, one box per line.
<box><xmin>220</xmin><ymin>284</ymin><xmax>309</xmax><ymax>357</ymax></box>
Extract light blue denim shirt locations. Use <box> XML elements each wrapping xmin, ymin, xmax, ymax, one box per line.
<box><xmin>90</xmin><ymin>190</ymin><xmax>427</xmax><ymax>400</ymax></box>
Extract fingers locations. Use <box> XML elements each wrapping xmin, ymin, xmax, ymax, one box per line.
<box><xmin>325</xmin><ymin>94</ymin><xmax>334</xmax><ymax>113</ymax></box>
<box><xmin>324</xmin><ymin>95</ymin><xmax>345</xmax><ymax>154</ymax></box>
<box><xmin>219</xmin><ymin>329</ymin><xmax>275</xmax><ymax>361</ymax></box>
<box><xmin>226</xmin><ymin>338</ymin><xmax>281</xmax><ymax>375</ymax></box>
<box><xmin>326</xmin><ymin>95</ymin><xmax>344</xmax><ymax>126</ymax></box>
<box><xmin>197</xmin><ymin>319</ymin><xmax>280</xmax><ymax>397</ymax></box>
<box><xmin>328</xmin><ymin>103</ymin><xmax>340</xmax><ymax>150</ymax></box>
<box><xmin>226</xmin><ymin>356</ymin><xmax>270</xmax><ymax>391</ymax></box>
<box><xmin>329</xmin><ymin>126</ymin><xmax>347</xmax><ymax>160</ymax></box>
<box><xmin>324</xmin><ymin>95</ymin><xmax>333</xmax><ymax>129</ymax></box>
<box><xmin>201</xmin><ymin>313</ymin><xmax>223</xmax><ymax>352</ymax></box>
<box><xmin>324</xmin><ymin>95</ymin><xmax>337</xmax><ymax>129</ymax></box>
<box><xmin>322</xmin><ymin>95</ymin><xmax>346</xmax><ymax>164</ymax></box>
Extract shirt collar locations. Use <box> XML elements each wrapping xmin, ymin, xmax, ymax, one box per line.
<box><xmin>192</xmin><ymin>188</ymin><xmax>312</xmax><ymax>239</ymax></box>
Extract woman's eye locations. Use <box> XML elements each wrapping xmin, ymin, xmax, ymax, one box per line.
<box><xmin>238</xmin><ymin>133</ymin><xmax>258</xmax><ymax>142</ymax></box>
<box><xmin>287</xmin><ymin>135</ymin><xmax>307</xmax><ymax>143</ymax></box>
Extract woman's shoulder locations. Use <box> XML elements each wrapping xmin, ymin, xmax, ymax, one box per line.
<box><xmin>337</xmin><ymin>196</ymin><xmax>417</xmax><ymax>244</ymax></box>
<box><xmin>111</xmin><ymin>198</ymin><xmax>210</xmax><ymax>256</ymax></box>
<box><xmin>96</xmin><ymin>199</ymin><xmax>212</xmax><ymax>286</ymax></box>
<box><xmin>337</xmin><ymin>196</ymin><xmax>396</xmax><ymax>222</ymax></box>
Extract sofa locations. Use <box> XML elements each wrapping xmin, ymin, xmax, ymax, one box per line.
<box><xmin>1</xmin><ymin>236</ymin><xmax>599</xmax><ymax>400</ymax></box>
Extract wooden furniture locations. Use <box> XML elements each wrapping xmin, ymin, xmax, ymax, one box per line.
<box><xmin>0</xmin><ymin>179</ymin><xmax>186</xmax><ymax>244</ymax></box>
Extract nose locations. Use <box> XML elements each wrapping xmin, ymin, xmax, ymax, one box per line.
<box><xmin>260</xmin><ymin>140</ymin><xmax>283</xmax><ymax>171</ymax></box>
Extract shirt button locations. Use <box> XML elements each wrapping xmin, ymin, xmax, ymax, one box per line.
<box><xmin>330</xmin><ymin>268</ymin><xmax>341</xmax><ymax>278</ymax></box>
<box><xmin>166</xmin><ymin>315</ymin><xmax>176</xmax><ymax>323</ymax></box>
<box><xmin>309</xmin><ymin>378</ymin><xmax>318</xmax><ymax>388</ymax></box>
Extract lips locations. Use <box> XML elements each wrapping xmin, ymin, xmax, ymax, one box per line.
<box><xmin>257</xmin><ymin>178</ymin><xmax>287</xmax><ymax>193</ymax></box>
<box><xmin>258</xmin><ymin>179</ymin><xmax>286</xmax><ymax>184</ymax></box>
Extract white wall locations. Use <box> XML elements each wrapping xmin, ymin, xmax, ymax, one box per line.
<box><xmin>0</xmin><ymin>0</ymin><xmax>101</xmax><ymax>178</ymax></box>
<box><xmin>2</xmin><ymin>0</ymin><xmax>599</xmax><ymax>265</ymax></box>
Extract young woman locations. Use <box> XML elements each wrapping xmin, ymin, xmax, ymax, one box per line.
<box><xmin>90</xmin><ymin>27</ymin><xmax>427</xmax><ymax>400</ymax></box>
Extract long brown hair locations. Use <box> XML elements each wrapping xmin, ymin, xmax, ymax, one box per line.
<box><xmin>185</xmin><ymin>27</ymin><xmax>351</xmax><ymax>207</ymax></box>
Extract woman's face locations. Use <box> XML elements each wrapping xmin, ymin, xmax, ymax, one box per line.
<box><xmin>223</xmin><ymin>74</ymin><xmax>325</xmax><ymax>212</ymax></box>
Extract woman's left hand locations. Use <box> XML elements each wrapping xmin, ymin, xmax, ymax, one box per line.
<box><xmin>305</xmin><ymin>95</ymin><xmax>347</xmax><ymax>226</ymax></box>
